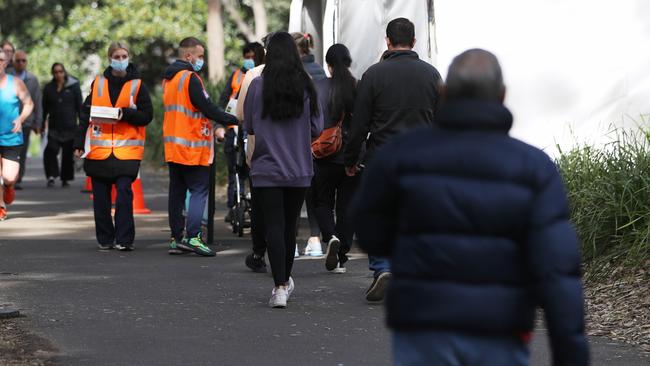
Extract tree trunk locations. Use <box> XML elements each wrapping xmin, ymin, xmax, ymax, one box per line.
<box><xmin>251</xmin><ymin>0</ymin><xmax>268</xmax><ymax>40</ymax></box>
<box><xmin>207</xmin><ymin>0</ymin><xmax>225</xmax><ymax>83</ymax></box>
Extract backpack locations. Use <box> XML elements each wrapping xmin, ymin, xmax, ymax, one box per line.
<box><xmin>311</xmin><ymin>115</ymin><xmax>343</xmax><ymax>159</ymax></box>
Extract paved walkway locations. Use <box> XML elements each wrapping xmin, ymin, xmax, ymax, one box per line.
<box><xmin>0</xmin><ymin>160</ymin><xmax>647</xmax><ymax>365</ymax></box>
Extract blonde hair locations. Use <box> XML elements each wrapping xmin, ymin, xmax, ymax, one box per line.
<box><xmin>291</xmin><ymin>32</ymin><xmax>313</xmax><ymax>56</ymax></box>
<box><xmin>107</xmin><ymin>41</ymin><xmax>130</xmax><ymax>58</ymax></box>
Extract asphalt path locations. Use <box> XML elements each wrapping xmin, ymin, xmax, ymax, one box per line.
<box><xmin>0</xmin><ymin>161</ymin><xmax>647</xmax><ymax>365</ymax></box>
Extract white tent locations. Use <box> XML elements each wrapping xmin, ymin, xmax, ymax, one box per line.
<box><xmin>290</xmin><ymin>0</ymin><xmax>650</xmax><ymax>153</ymax></box>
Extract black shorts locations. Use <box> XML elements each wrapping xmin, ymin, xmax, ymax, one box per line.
<box><xmin>0</xmin><ymin>145</ymin><xmax>22</xmax><ymax>162</ymax></box>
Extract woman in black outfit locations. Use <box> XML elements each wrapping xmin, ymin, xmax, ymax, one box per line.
<box><xmin>73</xmin><ymin>42</ymin><xmax>153</xmax><ymax>251</ymax></box>
<box><xmin>312</xmin><ymin>44</ymin><xmax>358</xmax><ymax>273</ymax></box>
<box><xmin>42</xmin><ymin>63</ymin><xmax>82</xmax><ymax>187</ymax></box>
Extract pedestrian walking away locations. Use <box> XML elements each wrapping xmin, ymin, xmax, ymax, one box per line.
<box><xmin>42</xmin><ymin>63</ymin><xmax>82</xmax><ymax>188</ymax></box>
<box><xmin>292</xmin><ymin>31</ymin><xmax>326</xmax><ymax>257</ymax></box>
<box><xmin>243</xmin><ymin>32</ymin><xmax>323</xmax><ymax>308</ymax></box>
<box><xmin>162</xmin><ymin>37</ymin><xmax>238</xmax><ymax>257</ymax></box>
<box><xmin>312</xmin><ymin>43</ymin><xmax>359</xmax><ymax>274</ymax></box>
<box><xmin>12</xmin><ymin>49</ymin><xmax>43</xmax><ymax>190</ymax></box>
<box><xmin>343</xmin><ymin>17</ymin><xmax>443</xmax><ymax>303</ymax></box>
<box><xmin>237</xmin><ymin>34</ymin><xmax>273</xmax><ymax>274</ymax></box>
<box><xmin>352</xmin><ymin>48</ymin><xmax>589</xmax><ymax>366</ymax></box>
<box><xmin>73</xmin><ymin>41</ymin><xmax>153</xmax><ymax>251</ymax></box>
<box><xmin>0</xmin><ymin>48</ymin><xmax>33</xmax><ymax>221</ymax></box>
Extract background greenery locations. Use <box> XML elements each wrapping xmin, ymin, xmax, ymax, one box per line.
<box><xmin>557</xmin><ymin>127</ymin><xmax>650</xmax><ymax>276</ymax></box>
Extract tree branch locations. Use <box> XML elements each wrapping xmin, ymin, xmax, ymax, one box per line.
<box><xmin>220</xmin><ymin>0</ymin><xmax>256</xmax><ymax>42</ymax></box>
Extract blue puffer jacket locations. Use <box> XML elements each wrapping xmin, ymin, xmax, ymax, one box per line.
<box><xmin>352</xmin><ymin>99</ymin><xmax>588</xmax><ymax>365</ymax></box>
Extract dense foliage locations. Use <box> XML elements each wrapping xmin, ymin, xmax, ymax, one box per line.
<box><xmin>557</xmin><ymin>128</ymin><xmax>650</xmax><ymax>271</ymax></box>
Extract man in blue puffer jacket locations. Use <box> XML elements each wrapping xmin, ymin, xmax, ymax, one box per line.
<box><xmin>351</xmin><ymin>48</ymin><xmax>589</xmax><ymax>365</ymax></box>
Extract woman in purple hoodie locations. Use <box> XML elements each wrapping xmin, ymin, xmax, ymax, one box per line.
<box><xmin>243</xmin><ymin>32</ymin><xmax>323</xmax><ymax>308</ymax></box>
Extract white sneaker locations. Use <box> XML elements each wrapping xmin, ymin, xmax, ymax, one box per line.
<box><xmin>304</xmin><ymin>237</ymin><xmax>323</xmax><ymax>256</ymax></box>
<box><xmin>332</xmin><ymin>263</ymin><xmax>346</xmax><ymax>274</ymax></box>
<box><xmin>269</xmin><ymin>287</ymin><xmax>288</xmax><ymax>308</ymax></box>
<box><xmin>286</xmin><ymin>277</ymin><xmax>295</xmax><ymax>300</ymax></box>
<box><xmin>294</xmin><ymin>245</ymin><xmax>300</xmax><ymax>258</ymax></box>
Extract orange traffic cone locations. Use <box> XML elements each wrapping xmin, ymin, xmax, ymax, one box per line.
<box><xmin>83</xmin><ymin>176</ymin><xmax>93</xmax><ymax>197</ymax></box>
<box><xmin>131</xmin><ymin>173</ymin><xmax>151</xmax><ymax>214</ymax></box>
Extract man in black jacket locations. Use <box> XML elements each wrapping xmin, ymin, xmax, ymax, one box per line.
<box><xmin>352</xmin><ymin>49</ymin><xmax>588</xmax><ymax>365</ymax></box>
<box><xmin>344</xmin><ymin>17</ymin><xmax>442</xmax><ymax>302</ymax></box>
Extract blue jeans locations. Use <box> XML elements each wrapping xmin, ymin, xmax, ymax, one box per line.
<box><xmin>369</xmin><ymin>255</ymin><xmax>390</xmax><ymax>277</ymax></box>
<box><xmin>168</xmin><ymin>163</ymin><xmax>209</xmax><ymax>240</ymax></box>
<box><xmin>393</xmin><ymin>330</ymin><xmax>529</xmax><ymax>366</ymax></box>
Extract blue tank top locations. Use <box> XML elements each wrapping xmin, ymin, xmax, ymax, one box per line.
<box><xmin>0</xmin><ymin>75</ymin><xmax>23</xmax><ymax>146</ymax></box>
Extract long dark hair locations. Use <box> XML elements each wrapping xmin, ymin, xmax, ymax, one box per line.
<box><xmin>262</xmin><ymin>32</ymin><xmax>319</xmax><ymax>120</ymax></box>
<box><xmin>325</xmin><ymin>44</ymin><xmax>356</xmax><ymax>120</ymax></box>
<box><xmin>51</xmin><ymin>62</ymin><xmax>68</xmax><ymax>81</ymax></box>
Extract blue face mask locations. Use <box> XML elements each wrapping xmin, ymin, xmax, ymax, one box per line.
<box><xmin>110</xmin><ymin>58</ymin><xmax>129</xmax><ymax>72</ymax></box>
<box><xmin>242</xmin><ymin>59</ymin><xmax>255</xmax><ymax>71</ymax></box>
<box><xmin>191</xmin><ymin>58</ymin><xmax>204</xmax><ymax>72</ymax></box>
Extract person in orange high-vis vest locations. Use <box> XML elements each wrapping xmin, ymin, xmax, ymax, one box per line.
<box><xmin>162</xmin><ymin>37</ymin><xmax>237</xmax><ymax>257</ymax></box>
<box><xmin>218</xmin><ymin>42</ymin><xmax>265</xmax><ymax>223</ymax></box>
<box><xmin>73</xmin><ymin>42</ymin><xmax>153</xmax><ymax>252</ymax></box>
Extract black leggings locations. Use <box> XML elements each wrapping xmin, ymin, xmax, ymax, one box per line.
<box><xmin>253</xmin><ymin>187</ymin><xmax>307</xmax><ymax>286</ymax></box>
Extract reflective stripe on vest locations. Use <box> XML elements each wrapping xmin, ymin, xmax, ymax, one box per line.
<box><xmin>163</xmin><ymin>136</ymin><xmax>211</xmax><ymax>148</ymax></box>
<box><xmin>164</xmin><ymin>104</ymin><xmax>205</xmax><ymax>119</ymax></box>
<box><xmin>90</xmin><ymin>139</ymin><xmax>145</xmax><ymax>147</ymax></box>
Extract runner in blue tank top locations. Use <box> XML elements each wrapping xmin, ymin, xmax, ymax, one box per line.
<box><xmin>0</xmin><ymin>48</ymin><xmax>34</xmax><ymax>220</ymax></box>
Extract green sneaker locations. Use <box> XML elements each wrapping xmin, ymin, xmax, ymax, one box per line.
<box><xmin>168</xmin><ymin>237</ymin><xmax>191</xmax><ymax>255</ymax></box>
<box><xmin>187</xmin><ymin>235</ymin><xmax>215</xmax><ymax>257</ymax></box>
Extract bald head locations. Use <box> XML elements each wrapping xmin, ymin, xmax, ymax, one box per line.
<box><xmin>445</xmin><ymin>49</ymin><xmax>505</xmax><ymax>102</ymax></box>
<box><xmin>13</xmin><ymin>50</ymin><xmax>27</xmax><ymax>72</ymax></box>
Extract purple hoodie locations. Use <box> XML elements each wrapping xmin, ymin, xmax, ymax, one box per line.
<box><xmin>243</xmin><ymin>76</ymin><xmax>323</xmax><ymax>187</ymax></box>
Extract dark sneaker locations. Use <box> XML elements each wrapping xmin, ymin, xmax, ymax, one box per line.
<box><xmin>245</xmin><ymin>253</ymin><xmax>268</xmax><ymax>273</ymax></box>
<box><xmin>187</xmin><ymin>235</ymin><xmax>215</xmax><ymax>257</ymax></box>
<box><xmin>325</xmin><ymin>236</ymin><xmax>341</xmax><ymax>271</ymax></box>
<box><xmin>61</xmin><ymin>180</ymin><xmax>70</xmax><ymax>188</ymax></box>
<box><xmin>224</xmin><ymin>208</ymin><xmax>234</xmax><ymax>223</ymax></box>
<box><xmin>168</xmin><ymin>237</ymin><xmax>191</xmax><ymax>255</ymax></box>
<box><xmin>365</xmin><ymin>272</ymin><xmax>391</xmax><ymax>303</ymax></box>
<box><xmin>98</xmin><ymin>243</ymin><xmax>114</xmax><ymax>251</ymax></box>
<box><xmin>332</xmin><ymin>262</ymin><xmax>346</xmax><ymax>274</ymax></box>
<box><xmin>115</xmin><ymin>244</ymin><xmax>134</xmax><ymax>251</ymax></box>
<box><xmin>47</xmin><ymin>178</ymin><xmax>55</xmax><ymax>188</ymax></box>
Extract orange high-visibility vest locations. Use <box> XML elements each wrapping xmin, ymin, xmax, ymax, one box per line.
<box><xmin>85</xmin><ymin>76</ymin><xmax>145</xmax><ymax>161</ymax></box>
<box><xmin>162</xmin><ymin>70</ymin><xmax>213</xmax><ymax>166</ymax></box>
<box><xmin>229</xmin><ymin>69</ymin><xmax>244</xmax><ymax>99</ymax></box>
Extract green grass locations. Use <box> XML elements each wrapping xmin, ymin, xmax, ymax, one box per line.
<box><xmin>557</xmin><ymin>127</ymin><xmax>650</xmax><ymax>276</ymax></box>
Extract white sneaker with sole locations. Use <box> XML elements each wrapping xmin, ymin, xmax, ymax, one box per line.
<box><xmin>332</xmin><ymin>263</ymin><xmax>346</xmax><ymax>274</ymax></box>
<box><xmin>269</xmin><ymin>287</ymin><xmax>288</xmax><ymax>308</ymax></box>
<box><xmin>286</xmin><ymin>277</ymin><xmax>295</xmax><ymax>300</ymax></box>
<box><xmin>304</xmin><ymin>237</ymin><xmax>323</xmax><ymax>256</ymax></box>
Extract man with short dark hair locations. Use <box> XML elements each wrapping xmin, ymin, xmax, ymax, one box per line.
<box><xmin>344</xmin><ymin>17</ymin><xmax>442</xmax><ymax>303</ymax></box>
<box><xmin>352</xmin><ymin>48</ymin><xmax>589</xmax><ymax>365</ymax></box>
<box><xmin>162</xmin><ymin>36</ymin><xmax>238</xmax><ymax>257</ymax></box>
<box><xmin>12</xmin><ymin>50</ymin><xmax>42</xmax><ymax>189</ymax></box>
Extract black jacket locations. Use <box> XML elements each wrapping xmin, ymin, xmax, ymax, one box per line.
<box><xmin>352</xmin><ymin>99</ymin><xmax>589</xmax><ymax>366</ymax></box>
<box><xmin>343</xmin><ymin>50</ymin><xmax>442</xmax><ymax>167</ymax></box>
<box><xmin>162</xmin><ymin>60</ymin><xmax>238</xmax><ymax>127</ymax></box>
<box><xmin>302</xmin><ymin>54</ymin><xmax>327</xmax><ymax>81</ymax></box>
<box><xmin>43</xmin><ymin>75</ymin><xmax>82</xmax><ymax>137</ymax></box>
<box><xmin>74</xmin><ymin>65</ymin><xmax>154</xmax><ymax>179</ymax></box>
